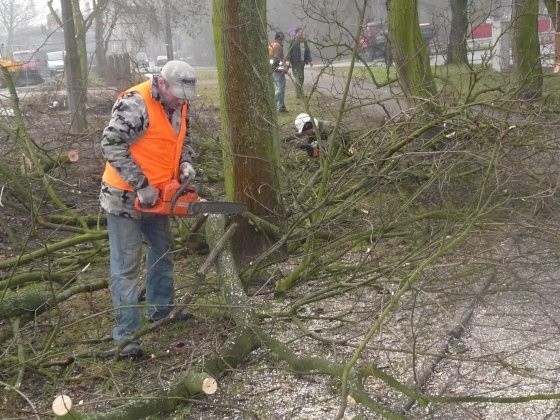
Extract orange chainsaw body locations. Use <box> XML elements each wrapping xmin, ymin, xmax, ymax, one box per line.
<box><xmin>134</xmin><ymin>180</ymin><xmax>199</xmax><ymax>216</ymax></box>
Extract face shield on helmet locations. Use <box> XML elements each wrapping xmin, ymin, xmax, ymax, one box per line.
<box><xmin>295</xmin><ymin>113</ymin><xmax>318</xmax><ymax>134</ymax></box>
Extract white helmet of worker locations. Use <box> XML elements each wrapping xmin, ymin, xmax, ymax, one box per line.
<box><xmin>295</xmin><ymin>113</ymin><xmax>318</xmax><ymax>134</ymax></box>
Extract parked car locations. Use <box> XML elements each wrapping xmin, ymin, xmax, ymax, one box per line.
<box><xmin>47</xmin><ymin>50</ymin><xmax>65</xmax><ymax>76</ymax></box>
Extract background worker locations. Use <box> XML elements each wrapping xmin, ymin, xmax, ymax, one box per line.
<box><xmin>99</xmin><ymin>60</ymin><xmax>197</xmax><ymax>358</ymax></box>
<box><xmin>294</xmin><ymin>112</ymin><xmax>352</xmax><ymax>158</ymax></box>
<box><xmin>286</xmin><ymin>28</ymin><xmax>312</xmax><ymax>99</ymax></box>
<box><xmin>269</xmin><ymin>31</ymin><xmax>290</xmax><ymax>112</ymax></box>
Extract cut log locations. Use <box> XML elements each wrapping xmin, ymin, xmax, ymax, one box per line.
<box><xmin>52</xmin><ymin>394</ymin><xmax>82</xmax><ymax>419</ymax></box>
<box><xmin>177</xmin><ymin>371</ymin><xmax>218</xmax><ymax>396</ymax></box>
<box><xmin>39</xmin><ymin>150</ymin><xmax>80</xmax><ymax>174</ymax></box>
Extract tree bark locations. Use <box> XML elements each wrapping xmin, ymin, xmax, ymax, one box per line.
<box><xmin>387</xmin><ymin>0</ymin><xmax>436</xmax><ymax>100</ymax></box>
<box><xmin>512</xmin><ymin>0</ymin><xmax>542</xmax><ymax>100</ymax></box>
<box><xmin>71</xmin><ymin>0</ymin><xmax>89</xmax><ymax>89</ymax></box>
<box><xmin>61</xmin><ymin>0</ymin><xmax>87</xmax><ymax>133</ymax></box>
<box><xmin>93</xmin><ymin>0</ymin><xmax>108</xmax><ymax>77</ymax></box>
<box><xmin>543</xmin><ymin>0</ymin><xmax>556</xmax><ymax>27</ymax></box>
<box><xmin>163</xmin><ymin>2</ymin><xmax>174</xmax><ymax>60</ymax></box>
<box><xmin>446</xmin><ymin>0</ymin><xmax>469</xmax><ymax>64</ymax></box>
<box><xmin>212</xmin><ymin>0</ymin><xmax>286</xmax><ymax>267</ymax></box>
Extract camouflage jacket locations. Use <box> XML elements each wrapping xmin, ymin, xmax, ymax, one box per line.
<box><xmin>99</xmin><ymin>76</ymin><xmax>195</xmax><ymax>219</ymax></box>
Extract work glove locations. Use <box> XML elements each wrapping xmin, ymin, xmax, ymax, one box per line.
<box><xmin>136</xmin><ymin>184</ymin><xmax>159</xmax><ymax>207</ymax></box>
<box><xmin>179</xmin><ymin>162</ymin><xmax>196</xmax><ymax>184</ymax></box>
<box><xmin>298</xmin><ymin>141</ymin><xmax>320</xmax><ymax>158</ymax></box>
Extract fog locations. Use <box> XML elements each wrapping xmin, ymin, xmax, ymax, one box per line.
<box><xmin>1</xmin><ymin>0</ymin><xmax>549</xmax><ymax>66</ymax></box>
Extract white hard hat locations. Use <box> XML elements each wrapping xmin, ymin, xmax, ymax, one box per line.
<box><xmin>295</xmin><ymin>113</ymin><xmax>317</xmax><ymax>134</ymax></box>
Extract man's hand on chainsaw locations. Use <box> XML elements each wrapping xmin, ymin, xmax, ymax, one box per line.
<box><xmin>179</xmin><ymin>162</ymin><xmax>196</xmax><ymax>184</ymax></box>
<box><xmin>137</xmin><ymin>184</ymin><xmax>159</xmax><ymax>207</ymax></box>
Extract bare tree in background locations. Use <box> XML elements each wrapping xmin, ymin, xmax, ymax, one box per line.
<box><xmin>112</xmin><ymin>0</ymin><xmax>209</xmax><ymax>58</ymax></box>
<box><xmin>512</xmin><ymin>0</ymin><xmax>542</xmax><ymax>100</ymax></box>
<box><xmin>0</xmin><ymin>0</ymin><xmax>37</xmax><ymax>55</ymax></box>
<box><xmin>387</xmin><ymin>0</ymin><xmax>436</xmax><ymax>99</ymax></box>
<box><xmin>61</xmin><ymin>0</ymin><xmax>86</xmax><ymax>133</ymax></box>
<box><xmin>446</xmin><ymin>0</ymin><xmax>468</xmax><ymax>64</ymax></box>
<box><xmin>543</xmin><ymin>0</ymin><xmax>556</xmax><ymax>24</ymax></box>
<box><xmin>48</xmin><ymin>0</ymin><xmax>112</xmax><ymax>81</ymax></box>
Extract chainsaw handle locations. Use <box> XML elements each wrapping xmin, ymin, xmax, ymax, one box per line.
<box><xmin>169</xmin><ymin>182</ymin><xmax>190</xmax><ymax>212</ymax></box>
<box><xmin>169</xmin><ymin>179</ymin><xmax>195</xmax><ymax>213</ymax></box>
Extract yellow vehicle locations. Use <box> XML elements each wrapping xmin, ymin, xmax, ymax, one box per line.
<box><xmin>0</xmin><ymin>57</ymin><xmax>23</xmax><ymax>87</ymax></box>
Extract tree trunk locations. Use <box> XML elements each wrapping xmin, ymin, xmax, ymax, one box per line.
<box><xmin>543</xmin><ymin>0</ymin><xmax>556</xmax><ymax>28</ymax></box>
<box><xmin>387</xmin><ymin>0</ymin><xmax>437</xmax><ymax>100</ymax></box>
<box><xmin>164</xmin><ymin>2</ymin><xmax>174</xmax><ymax>60</ymax></box>
<box><xmin>512</xmin><ymin>0</ymin><xmax>542</xmax><ymax>101</ymax></box>
<box><xmin>212</xmin><ymin>0</ymin><xmax>286</xmax><ymax>267</ymax></box>
<box><xmin>93</xmin><ymin>0</ymin><xmax>108</xmax><ymax>77</ymax></box>
<box><xmin>61</xmin><ymin>0</ymin><xmax>87</xmax><ymax>133</ymax></box>
<box><xmin>446</xmin><ymin>0</ymin><xmax>468</xmax><ymax>64</ymax></box>
<box><xmin>71</xmin><ymin>0</ymin><xmax>89</xmax><ymax>88</ymax></box>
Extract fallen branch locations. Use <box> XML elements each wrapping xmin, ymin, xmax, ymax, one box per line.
<box><xmin>206</xmin><ymin>214</ymin><xmax>406</xmax><ymax>418</ymax></box>
<box><xmin>0</xmin><ymin>231</ymin><xmax>107</xmax><ymax>271</ymax></box>
<box><xmin>0</xmin><ymin>279</ymin><xmax>108</xmax><ymax>320</ymax></box>
<box><xmin>402</xmin><ymin>269</ymin><xmax>497</xmax><ymax>412</ymax></box>
<box><xmin>0</xmin><ymin>270</ymin><xmax>73</xmax><ymax>291</ymax></box>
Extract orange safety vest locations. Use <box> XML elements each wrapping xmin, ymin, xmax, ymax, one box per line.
<box><xmin>102</xmin><ymin>80</ymin><xmax>188</xmax><ymax>191</ymax></box>
<box><xmin>268</xmin><ymin>41</ymin><xmax>283</xmax><ymax>60</ymax></box>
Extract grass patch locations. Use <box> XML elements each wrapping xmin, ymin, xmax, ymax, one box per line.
<box><xmin>329</xmin><ymin>63</ymin><xmax>397</xmax><ymax>86</ymax></box>
<box><xmin>329</xmin><ymin>61</ymin><xmax>560</xmax><ymax>106</ymax></box>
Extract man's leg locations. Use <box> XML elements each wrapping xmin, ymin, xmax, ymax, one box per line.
<box><xmin>107</xmin><ymin>213</ymin><xmax>143</xmax><ymax>343</ymax></box>
<box><xmin>293</xmin><ymin>64</ymin><xmax>304</xmax><ymax>98</ymax></box>
<box><xmin>278</xmin><ymin>73</ymin><xmax>287</xmax><ymax>110</ymax></box>
<box><xmin>142</xmin><ymin>215</ymin><xmax>174</xmax><ymax>321</ymax></box>
<box><xmin>272</xmin><ymin>72</ymin><xmax>281</xmax><ymax>110</ymax></box>
<box><xmin>273</xmin><ymin>72</ymin><xmax>287</xmax><ymax>111</ymax></box>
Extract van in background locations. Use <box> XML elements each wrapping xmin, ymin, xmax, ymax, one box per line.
<box><xmin>47</xmin><ymin>51</ymin><xmax>65</xmax><ymax>76</ymax></box>
<box><xmin>155</xmin><ymin>55</ymin><xmax>168</xmax><ymax>71</ymax></box>
<box><xmin>135</xmin><ymin>52</ymin><xmax>149</xmax><ymax>70</ymax></box>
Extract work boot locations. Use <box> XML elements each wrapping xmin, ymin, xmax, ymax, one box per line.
<box><xmin>149</xmin><ymin>309</ymin><xmax>192</xmax><ymax>323</ymax></box>
<box><xmin>118</xmin><ymin>342</ymin><xmax>143</xmax><ymax>359</ymax></box>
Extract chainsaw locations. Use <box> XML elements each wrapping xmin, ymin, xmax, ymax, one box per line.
<box><xmin>134</xmin><ymin>179</ymin><xmax>246</xmax><ymax>216</ymax></box>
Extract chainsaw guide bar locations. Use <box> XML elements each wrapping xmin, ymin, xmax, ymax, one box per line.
<box><xmin>187</xmin><ymin>201</ymin><xmax>246</xmax><ymax>215</ymax></box>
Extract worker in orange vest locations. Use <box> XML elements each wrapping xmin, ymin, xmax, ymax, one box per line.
<box><xmin>99</xmin><ymin>60</ymin><xmax>197</xmax><ymax>358</ymax></box>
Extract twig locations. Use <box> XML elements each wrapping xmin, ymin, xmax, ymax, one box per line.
<box><xmin>0</xmin><ymin>380</ymin><xmax>40</xmax><ymax>420</ymax></box>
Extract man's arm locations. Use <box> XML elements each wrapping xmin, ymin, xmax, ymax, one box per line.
<box><xmin>101</xmin><ymin>92</ymin><xmax>149</xmax><ymax>190</ymax></box>
<box><xmin>304</xmin><ymin>41</ymin><xmax>312</xmax><ymax>65</ymax></box>
<box><xmin>180</xmin><ymin>114</ymin><xmax>196</xmax><ymax>164</ymax></box>
<box><xmin>285</xmin><ymin>41</ymin><xmax>294</xmax><ymax>62</ymax></box>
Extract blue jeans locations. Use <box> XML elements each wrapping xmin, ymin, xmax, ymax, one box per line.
<box><xmin>291</xmin><ymin>63</ymin><xmax>305</xmax><ymax>98</ymax></box>
<box><xmin>106</xmin><ymin>213</ymin><xmax>174</xmax><ymax>342</ymax></box>
<box><xmin>272</xmin><ymin>71</ymin><xmax>286</xmax><ymax>110</ymax></box>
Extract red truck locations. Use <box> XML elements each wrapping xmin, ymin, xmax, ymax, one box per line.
<box><xmin>359</xmin><ymin>21</ymin><xmax>435</xmax><ymax>62</ymax></box>
<box><xmin>12</xmin><ymin>50</ymin><xmax>45</xmax><ymax>85</ymax></box>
